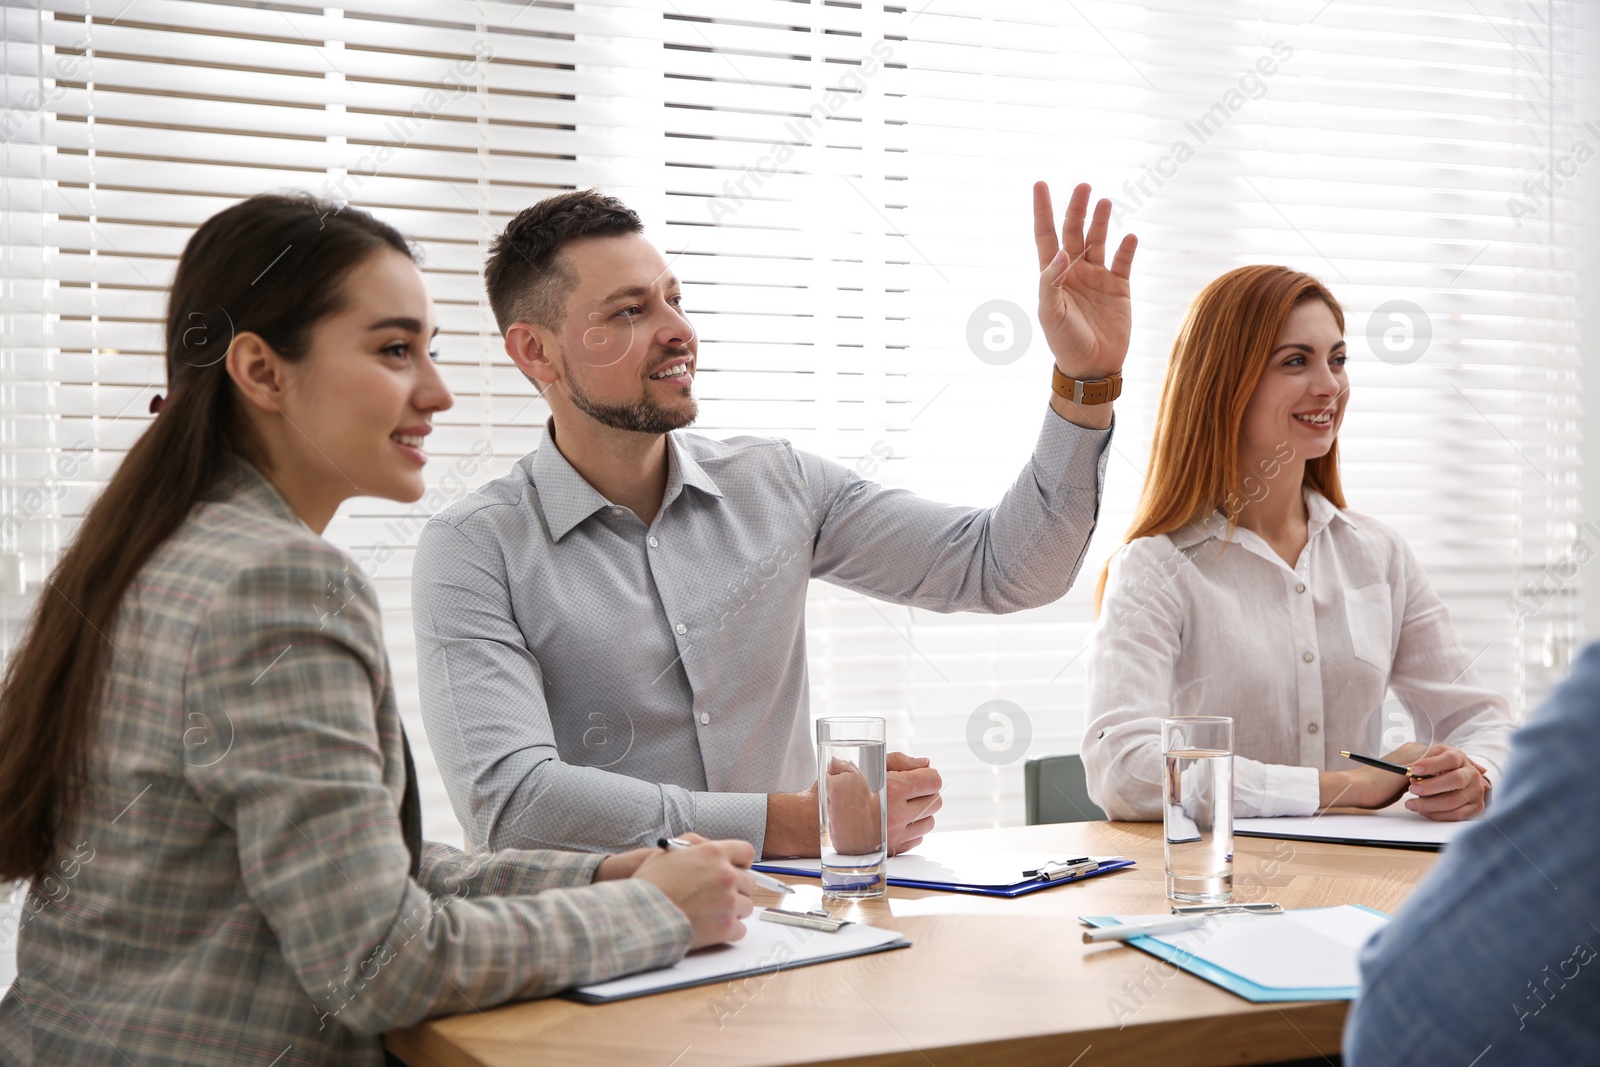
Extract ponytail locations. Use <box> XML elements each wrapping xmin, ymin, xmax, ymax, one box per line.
<box><xmin>0</xmin><ymin>194</ymin><xmax>411</xmax><ymax>881</ymax></box>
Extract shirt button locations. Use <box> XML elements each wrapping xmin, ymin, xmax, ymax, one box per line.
<box><xmin>1308</xmin><ymin>723</ymin><xmax>1319</xmax><ymax>734</ymax></box>
<box><xmin>648</xmin><ymin>535</ymin><xmax>659</xmax><ymax>548</ymax></box>
<box><xmin>1295</xmin><ymin>583</ymin><xmax>1306</xmax><ymax>593</ymax></box>
<box><xmin>1303</xmin><ymin>651</ymin><xmax>1315</xmax><ymax>663</ymax></box>
<box><xmin>699</xmin><ymin>712</ymin><xmax>710</xmax><ymax>725</ymax></box>
<box><xmin>675</xmin><ymin>622</ymin><xmax>688</xmax><ymax>636</ymax></box>
<box><xmin>611</xmin><ymin>507</ymin><xmax>623</xmax><ymax>515</ymax></box>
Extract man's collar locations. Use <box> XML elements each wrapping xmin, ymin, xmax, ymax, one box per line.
<box><xmin>529</xmin><ymin>421</ymin><xmax>723</xmax><ymax>541</ymax></box>
<box><xmin>666</xmin><ymin>432</ymin><xmax>724</xmax><ymax>502</ymax></box>
<box><xmin>529</xmin><ymin>425</ymin><xmax>612</xmax><ymax>541</ymax></box>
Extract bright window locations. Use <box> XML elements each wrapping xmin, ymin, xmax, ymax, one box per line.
<box><xmin>1</xmin><ymin>1</ymin><xmax>1583</xmax><ymax>848</ymax></box>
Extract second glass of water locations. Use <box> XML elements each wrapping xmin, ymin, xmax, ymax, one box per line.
<box><xmin>1162</xmin><ymin>716</ymin><xmax>1234</xmax><ymax>903</ymax></box>
<box><xmin>816</xmin><ymin>716</ymin><xmax>888</xmax><ymax>899</ymax></box>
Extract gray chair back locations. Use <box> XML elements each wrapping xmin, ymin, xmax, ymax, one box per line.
<box><xmin>1024</xmin><ymin>752</ymin><xmax>1108</xmax><ymax>824</ymax></box>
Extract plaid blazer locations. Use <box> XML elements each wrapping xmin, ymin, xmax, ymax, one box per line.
<box><xmin>0</xmin><ymin>462</ymin><xmax>691</xmax><ymax>1066</ymax></box>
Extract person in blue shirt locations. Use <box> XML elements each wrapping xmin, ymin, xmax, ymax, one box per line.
<box><xmin>1345</xmin><ymin>641</ymin><xmax>1600</xmax><ymax>1063</ymax></box>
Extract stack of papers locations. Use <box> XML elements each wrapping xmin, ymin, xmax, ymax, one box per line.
<box><xmin>755</xmin><ymin>833</ymin><xmax>1134</xmax><ymax>897</ymax></box>
<box><xmin>1080</xmin><ymin>904</ymin><xmax>1390</xmax><ymax>1001</ymax></box>
<box><xmin>568</xmin><ymin>908</ymin><xmax>909</xmax><ymax>1003</ymax></box>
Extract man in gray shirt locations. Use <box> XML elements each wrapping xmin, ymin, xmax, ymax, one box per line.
<box><xmin>414</xmin><ymin>182</ymin><xmax>1136</xmax><ymax>858</ymax></box>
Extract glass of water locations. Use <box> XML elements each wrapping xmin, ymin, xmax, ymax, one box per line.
<box><xmin>1162</xmin><ymin>716</ymin><xmax>1234</xmax><ymax>903</ymax></box>
<box><xmin>816</xmin><ymin>716</ymin><xmax>888</xmax><ymax>899</ymax></box>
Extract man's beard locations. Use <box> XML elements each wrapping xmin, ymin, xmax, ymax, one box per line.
<box><xmin>565</xmin><ymin>357</ymin><xmax>698</xmax><ymax>435</ymax></box>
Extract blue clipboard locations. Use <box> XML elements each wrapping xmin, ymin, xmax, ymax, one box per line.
<box><xmin>754</xmin><ymin>856</ymin><xmax>1136</xmax><ymax>898</ymax></box>
<box><xmin>1079</xmin><ymin>904</ymin><xmax>1391</xmax><ymax>1002</ymax></box>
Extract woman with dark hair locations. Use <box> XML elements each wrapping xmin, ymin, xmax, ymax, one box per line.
<box><xmin>0</xmin><ymin>194</ymin><xmax>754</xmax><ymax>1066</ymax></box>
<box><xmin>1080</xmin><ymin>265</ymin><xmax>1513</xmax><ymax>823</ymax></box>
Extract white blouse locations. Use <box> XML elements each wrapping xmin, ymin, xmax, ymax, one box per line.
<box><xmin>1081</xmin><ymin>490</ymin><xmax>1514</xmax><ymax>820</ymax></box>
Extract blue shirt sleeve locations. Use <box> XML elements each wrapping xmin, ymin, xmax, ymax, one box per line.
<box><xmin>1344</xmin><ymin>642</ymin><xmax>1600</xmax><ymax>1065</ymax></box>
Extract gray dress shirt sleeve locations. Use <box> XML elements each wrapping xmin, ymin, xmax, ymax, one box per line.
<box><xmin>806</xmin><ymin>407</ymin><xmax>1111</xmax><ymax>608</ymax></box>
<box><xmin>414</xmin><ymin>520</ymin><xmax>768</xmax><ymax>853</ymax></box>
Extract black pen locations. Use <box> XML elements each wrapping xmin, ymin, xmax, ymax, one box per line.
<box><xmin>1340</xmin><ymin>750</ymin><xmax>1433</xmax><ymax>780</ymax></box>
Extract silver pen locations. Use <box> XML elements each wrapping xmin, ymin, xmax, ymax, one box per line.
<box><xmin>657</xmin><ymin>837</ymin><xmax>795</xmax><ymax>895</ymax></box>
<box><xmin>1169</xmin><ymin>902</ymin><xmax>1284</xmax><ymax>916</ymax></box>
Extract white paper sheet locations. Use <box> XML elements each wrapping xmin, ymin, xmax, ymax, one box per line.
<box><xmin>1235</xmin><ymin>807</ymin><xmax>1472</xmax><ymax>847</ymax></box>
<box><xmin>571</xmin><ymin>908</ymin><xmax>906</xmax><ymax>1001</ymax></box>
<box><xmin>1107</xmin><ymin>905</ymin><xmax>1389</xmax><ymax>990</ymax></box>
<box><xmin>758</xmin><ymin>833</ymin><xmax>1119</xmax><ymax>888</ymax></box>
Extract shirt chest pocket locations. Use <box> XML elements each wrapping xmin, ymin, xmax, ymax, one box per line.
<box><xmin>1344</xmin><ymin>583</ymin><xmax>1394</xmax><ymax>673</ymax></box>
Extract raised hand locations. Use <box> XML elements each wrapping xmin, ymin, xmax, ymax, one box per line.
<box><xmin>1033</xmin><ymin>181</ymin><xmax>1137</xmax><ymax>380</ymax></box>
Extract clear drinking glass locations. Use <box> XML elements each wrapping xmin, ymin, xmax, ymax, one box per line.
<box><xmin>816</xmin><ymin>716</ymin><xmax>888</xmax><ymax>899</ymax></box>
<box><xmin>1162</xmin><ymin>716</ymin><xmax>1234</xmax><ymax>903</ymax></box>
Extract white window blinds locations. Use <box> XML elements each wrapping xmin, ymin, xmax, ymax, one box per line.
<box><xmin>0</xmin><ymin>1</ymin><xmax>1583</xmax><ymax>849</ymax></box>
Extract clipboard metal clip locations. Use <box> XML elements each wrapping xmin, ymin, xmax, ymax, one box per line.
<box><xmin>760</xmin><ymin>907</ymin><xmax>851</xmax><ymax>933</ymax></box>
<box><xmin>1028</xmin><ymin>857</ymin><xmax>1100</xmax><ymax>882</ymax></box>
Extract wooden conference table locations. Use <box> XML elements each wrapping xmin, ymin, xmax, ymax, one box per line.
<box><xmin>387</xmin><ymin>821</ymin><xmax>1437</xmax><ymax>1067</ymax></box>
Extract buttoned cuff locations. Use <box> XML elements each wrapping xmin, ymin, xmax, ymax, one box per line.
<box><xmin>1238</xmin><ymin>762</ymin><xmax>1320</xmax><ymax>818</ymax></box>
<box><xmin>1038</xmin><ymin>404</ymin><xmax>1113</xmax><ymax>492</ymax></box>
<box><xmin>687</xmin><ymin>790</ymin><xmax>770</xmax><ymax>856</ymax></box>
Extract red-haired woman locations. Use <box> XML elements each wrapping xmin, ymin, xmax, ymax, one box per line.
<box><xmin>0</xmin><ymin>194</ymin><xmax>752</xmax><ymax>1066</ymax></box>
<box><xmin>1081</xmin><ymin>265</ymin><xmax>1512</xmax><ymax>822</ymax></box>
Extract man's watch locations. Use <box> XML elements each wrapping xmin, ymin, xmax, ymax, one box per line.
<box><xmin>1052</xmin><ymin>365</ymin><xmax>1123</xmax><ymax>405</ymax></box>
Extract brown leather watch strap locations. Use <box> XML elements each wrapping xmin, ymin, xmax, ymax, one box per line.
<box><xmin>1051</xmin><ymin>365</ymin><xmax>1123</xmax><ymax>406</ymax></box>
